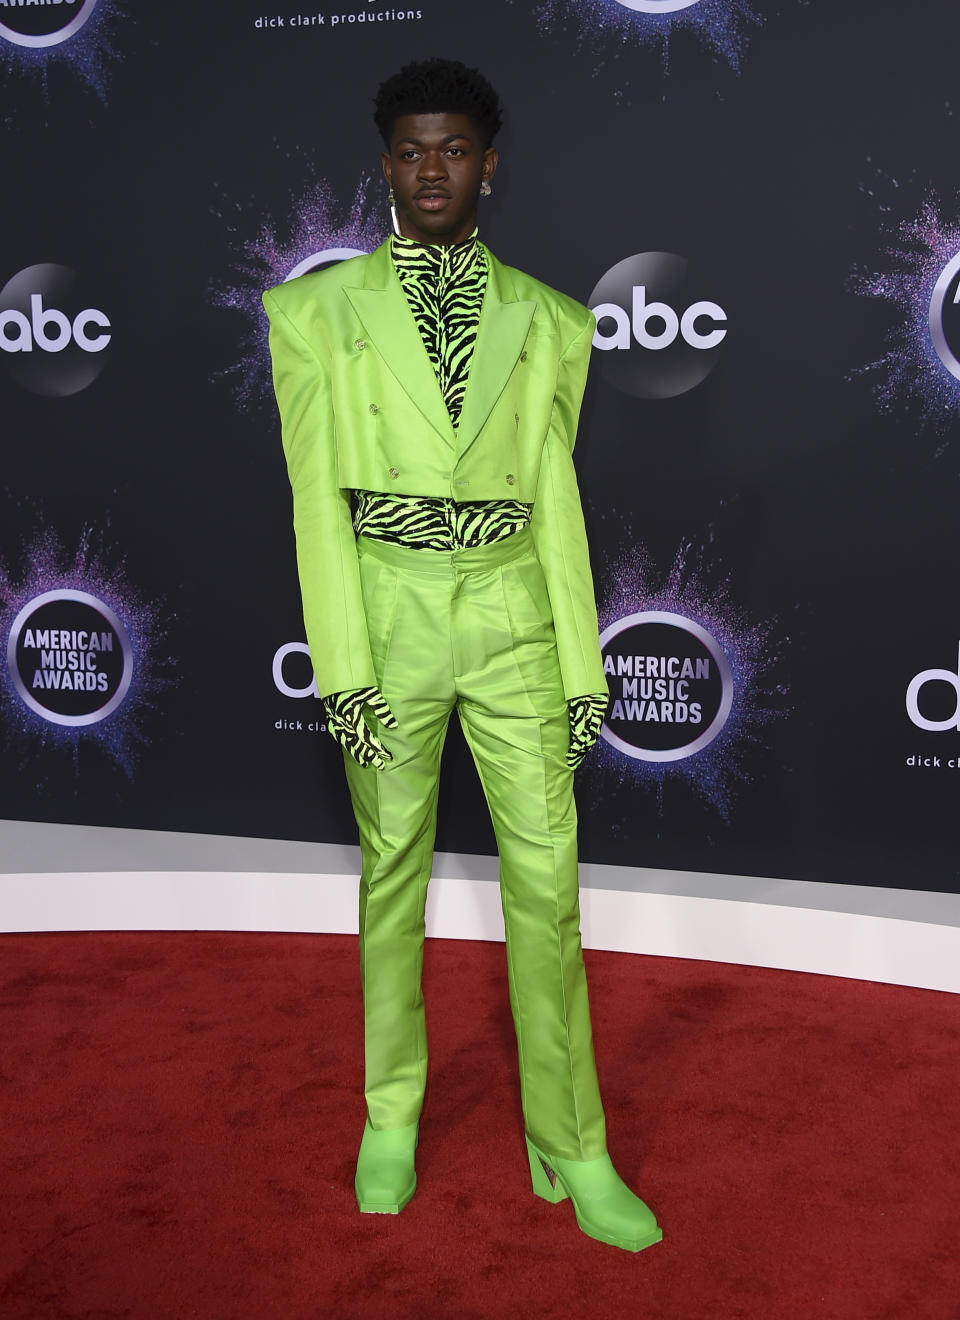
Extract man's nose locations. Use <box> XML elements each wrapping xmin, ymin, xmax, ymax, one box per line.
<box><xmin>418</xmin><ymin>153</ymin><xmax>448</xmax><ymax>180</ymax></box>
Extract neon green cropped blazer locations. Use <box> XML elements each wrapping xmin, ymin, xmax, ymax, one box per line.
<box><xmin>263</xmin><ymin>238</ymin><xmax>606</xmax><ymax>700</ymax></box>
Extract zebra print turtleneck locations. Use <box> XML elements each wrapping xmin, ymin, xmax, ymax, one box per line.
<box><xmin>392</xmin><ymin>226</ymin><xmax>485</xmax><ymax>427</ymax></box>
<box><xmin>352</xmin><ymin>231</ymin><xmax>532</xmax><ymax>551</ymax></box>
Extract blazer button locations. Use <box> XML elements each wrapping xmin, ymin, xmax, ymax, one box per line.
<box><xmin>520</xmin><ymin>350</ymin><xmax>528</xmax><ymax>362</ymax></box>
<box><xmin>369</xmin><ymin>403</ymin><xmax>379</xmax><ymax>414</ymax></box>
<box><xmin>355</xmin><ymin>339</ymin><xmax>366</xmax><ymax>351</ymax></box>
<box><xmin>389</xmin><ymin>467</ymin><xmax>399</xmax><ymax>479</ymax></box>
<box><xmin>505</xmin><ymin>474</ymin><xmax>516</xmax><ymax>486</ymax></box>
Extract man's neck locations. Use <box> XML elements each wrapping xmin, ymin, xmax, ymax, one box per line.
<box><xmin>393</xmin><ymin>228</ymin><xmax>479</xmax><ymax>249</ymax></box>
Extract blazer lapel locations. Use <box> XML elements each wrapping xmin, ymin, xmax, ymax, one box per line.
<box><xmin>342</xmin><ymin>241</ymin><xmax>454</xmax><ymax>446</ymax></box>
<box><xmin>456</xmin><ymin>249</ymin><xmax>537</xmax><ymax>458</ymax></box>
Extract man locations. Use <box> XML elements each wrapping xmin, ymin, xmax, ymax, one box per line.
<box><xmin>263</xmin><ymin>58</ymin><xmax>661</xmax><ymax>1253</ymax></box>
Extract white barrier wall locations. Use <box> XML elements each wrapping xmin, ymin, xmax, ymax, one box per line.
<box><xmin>4</xmin><ymin>821</ymin><xmax>959</xmax><ymax>995</ymax></box>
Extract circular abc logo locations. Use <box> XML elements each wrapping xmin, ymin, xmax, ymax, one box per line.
<box><xmin>285</xmin><ymin>247</ymin><xmax>366</xmax><ymax>282</ymax></box>
<box><xmin>6</xmin><ymin>589</ymin><xmax>133</xmax><ymax>728</ymax></box>
<box><xmin>906</xmin><ymin>642</ymin><xmax>960</xmax><ymax>732</ymax></box>
<box><xmin>589</xmin><ymin>252</ymin><xmax>727</xmax><ymax>399</ymax></box>
<box><xmin>599</xmin><ymin>611</ymin><xmax>733</xmax><ymax>762</ymax></box>
<box><xmin>272</xmin><ymin>641</ymin><xmax>320</xmax><ymax>698</ymax></box>
<box><xmin>0</xmin><ymin>264</ymin><xmax>111</xmax><ymax>397</ymax></box>
<box><xmin>928</xmin><ymin>252</ymin><xmax>960</xmax><ymax>382</ymax></box>
<box><xmin>614</xmin><ymin>0</ymin><xmax>701</xmax><ymax>10</ymax></box>
<box><xmin>0</xmin><ymin>0</ymin><xmax>99</xmax><ymax>48</ymax></box>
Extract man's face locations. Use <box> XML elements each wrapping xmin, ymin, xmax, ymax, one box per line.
<box><xmin>381</xmin><ymin>112</ymin><xmax>497</xmax><ymax>246</ymax></box>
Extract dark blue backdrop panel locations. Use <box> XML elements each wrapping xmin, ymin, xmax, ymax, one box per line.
<box><xmin>1</xmin><ymin>0</ymin><xmax>958</xmax><ymax>893</ymax></box>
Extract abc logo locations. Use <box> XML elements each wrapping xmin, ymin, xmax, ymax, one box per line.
<box><xmin>0</xmin><ymin>264</ymin><xmax>111</xmax><ymax>397</ymax></box>
<box><xmin>272</xmin><ymin>642</ymin><xmax>320</xmax><ymax>698</ymax></box>
<box><xmin>285</xmin><ymin>247</ymin><xmax>366</xmax><ymax>282</ymax></box>
<box><xmin>589</xmin><ymin>252</ymin><xmax>727</xmax><ymax>399</ymax></box>
<box><xmin>614</xmin><ymin>0</ymin><xmax>702</xmax><ymax>11</ymax></box>
<box><xmin>906</xmin><ymin>643</ymin><xmax>960</xmax><ymax>732</ymax></box>
<box><xmin>928</xmin><ymin>252</ymin><xmax>960</xmax><ymax>383</ymax></box>
<box><xmin>0</xmin><ymin>0</ymin><xmax>98</xmax><ymax>49</ymax></box>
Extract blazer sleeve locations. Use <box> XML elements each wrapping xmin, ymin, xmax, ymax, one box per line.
<box><xmin>262</xmin><ymin>288</ymin><xmax>376</xmax><ymax>697</ymax></box>
<box><xmin>530</xmin><ymin>315</ymin><xmax>607</xmax><ymax>701</ymax></box>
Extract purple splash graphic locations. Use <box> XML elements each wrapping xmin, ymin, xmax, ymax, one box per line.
<box><xmin>518</xmin><ymin>0</ymin><xmax>763</xmax><ymax>76</ymax></box>
<box><xmin>587</xmin><ymin>527</ymin><xmax>789</xmax><ymax>822</ymax></box>
<box><xmin>849</xmin><ymin>185</ymin><xmax>960</xmax><ymax>435</ymax></box>
<box><xmin>0</xmin><ymin>524</ymin><xmax>175</xmax><ymax>780</ymax></box>
<box><xmin>210</xmin><ymin>171</ymin><xmax>387</xmax><ymax>410</ymax></box>
<box><xmin>0</xmin><ymin>0</ymin><xmax>126</xmax><ymax>106</ymax></box>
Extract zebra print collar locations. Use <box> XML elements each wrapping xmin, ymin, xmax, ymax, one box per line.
<box><xmin>390</xmin><ymin>228</ymin><xmax>482</xmax><ymax>287</ymax></box>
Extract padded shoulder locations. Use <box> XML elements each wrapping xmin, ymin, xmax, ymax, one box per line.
<box><xmin>263</xmin><ymin>248</ymin><xmax>374</xmax><ymax>315</ymax></box>
<box><xmin>483</xmin><ymin>248</ymin><xmax>594</xmax><ymax>343</ymax></box>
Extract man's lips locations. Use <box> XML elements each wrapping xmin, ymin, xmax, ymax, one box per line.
<box><xmin>414</xmin><ymin>192</ymin><xmax>451</xmax><ymax>210</ymax></box>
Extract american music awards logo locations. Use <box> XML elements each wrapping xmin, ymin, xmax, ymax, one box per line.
<box><xmin>850</xmin><ymin>185</ymin><xmax>960</xmax><ymax>436</ymax></box>
<box><xmin>209</xmin><ymin>169</ymin><xmax>387</xmax><ymax>410</ymax></box>
<box><xmin>513</xmin><ymin>0</ymin><xmax>763</xmax><ymax>75</ymax></box>
<box><xmin>0</xmin><ymin>0</ymin><xmax>125</xmax><ymax>102</ymax></box>
<box><xmin>8</xmin><ymin>590</ymin><xmax>132</xmax><ymax>725</ymax></box>
<box><xmin>587</xmin><ymin>527</ymin><xmax>789</xmax><ymax>821</ymax></box>
<box><xmin>0</xmin><ymin>523</ymin><xmax>175</xmax><ymax>778</ymax></box>
<box><xmin>600</xmin><ymin>611</ymin><xmax>733</xmax><ymax>762</ymax></box>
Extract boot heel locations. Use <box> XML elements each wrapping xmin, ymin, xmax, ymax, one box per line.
<box><xmin>526</xmin><ymin>1138</ymin><xmax>662</xmax><ymax>1253</ymax></box>
<box><xmin>526</xmin><ymin>1137</ymin><xmax>569</xmax><ymax>1204</ymax></box>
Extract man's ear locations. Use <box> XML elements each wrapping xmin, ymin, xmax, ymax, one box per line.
<box><xmin>482</xmin><ymin>146</ymin><xmax>499</xmax><ymax>186</ymax></box>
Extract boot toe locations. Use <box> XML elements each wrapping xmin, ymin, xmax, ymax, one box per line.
<box><xmin>529</xmin><ymin>1143</ymin><xmax>663</xmax><ymax>1253</ymax></box>
<box><xmin>355</xmin><ymin>1119</ymin><xmax>418</xmax><ymax>1214</ymax></box>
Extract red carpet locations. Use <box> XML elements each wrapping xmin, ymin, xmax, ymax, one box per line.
<box><xmin>1</xmin><ymin>931</ymin><xmax>959</xmax><ymax>1319</ymax></box>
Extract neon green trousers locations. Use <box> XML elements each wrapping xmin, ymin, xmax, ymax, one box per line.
<box><xmin>342</xmin><ymin>527</ymin><xmax>607</xmax><ymax>1161</ymax></box>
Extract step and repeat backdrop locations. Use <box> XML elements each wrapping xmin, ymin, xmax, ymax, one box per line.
<box><xmin>2</xmin><ymin>0</ymin><xmax>959</xmax><ymax>895</ymax></box>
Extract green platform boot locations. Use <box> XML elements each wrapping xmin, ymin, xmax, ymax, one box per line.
<box><xmin>354</xmin><ymin>1117</ymin><xmax>419</xmax><ymax>1214</ymax></box>
<box><xmin>526</xmin><ymin>1137</ymin><xmax>662</xmax><ymax>1253</ymax></box>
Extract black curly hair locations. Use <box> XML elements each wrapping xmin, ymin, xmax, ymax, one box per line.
<box><xmin>374</xmin><ymin>58</ymin><xmax>503</xmax><ymax>148</ymax></box>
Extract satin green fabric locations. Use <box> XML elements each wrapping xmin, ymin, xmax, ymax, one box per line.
<box><xmin>262</xmin><ymin>241</ymin><xmax>606</xmax><ymax>701</ymax></box>
<box><xmin>343</xmin><ymin>527</ymin><xmax>607</xmax><ymax>1162</ymax></box>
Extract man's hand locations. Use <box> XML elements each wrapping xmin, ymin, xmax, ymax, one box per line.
<box><xmin>322</xmin><ymin>686</ymin><xmax>398</xmax><ymax>770</ymax></box>
<box><xmin>566</xmin><ymin>693</ymin><xmax>608</xmax><ymax>770</ymax></box>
